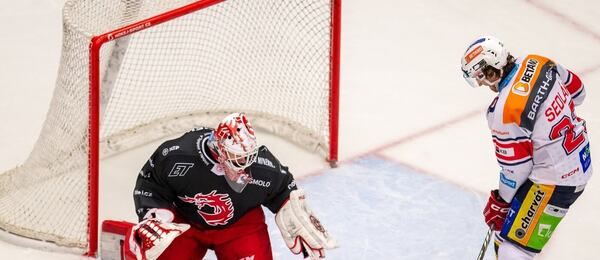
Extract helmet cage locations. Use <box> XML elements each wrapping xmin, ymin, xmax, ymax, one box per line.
<box><xmin>220</xmin><ymin>146</ymin><xmax>258</xmax><ymax>171</ymax></box>
<box><xmin>213</xmin><ymin>113</ymin><xmax>259</xmax><ymax>174</ymax></box>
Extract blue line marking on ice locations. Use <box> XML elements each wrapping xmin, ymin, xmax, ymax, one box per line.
<box><xmin>264</xmin><ymin>155</ymin><xmax>496</xmax><ymax>259</ymax></box>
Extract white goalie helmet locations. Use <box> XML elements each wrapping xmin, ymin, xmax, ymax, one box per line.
<box><xmin>211</xmin><ymin>113</ymin><xmax>259</xmax><ymax>178</ymax></box>
<box><xmin>461</xmin><ymin>36</ymin><xmax>509</xmax><ymax>88</ymax></box>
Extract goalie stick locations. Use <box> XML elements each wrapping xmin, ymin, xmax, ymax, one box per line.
<box><xmin>477</xmin><ymin>226</ymin><xmax>493</xmax><ymax>260</ymax></box>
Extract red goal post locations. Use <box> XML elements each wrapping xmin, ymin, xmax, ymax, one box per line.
<box><xmin>0</xmin><ymin>0</ymin><xmax>340</xmax><ymax>257</ymax></box>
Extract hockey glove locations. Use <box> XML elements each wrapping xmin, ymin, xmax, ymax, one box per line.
<box><xmin>483</xmin><ymin>189</ymin><xmax>510</xmax><ymax>231</ymax></box>
<box><xmin>275</xmin><ymin>189</ymin><xmax>337</xmax><ymax>259</ymax></box>
<box><xmin>127</xmin><ymin>209</ymin><xmax>190</xmax><ymax>260</ymax></box>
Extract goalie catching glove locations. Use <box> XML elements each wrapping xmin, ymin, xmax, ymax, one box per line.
<box><xmin>276</xmin><ymin>189</ymin><xmax>337</xmax><ymax>259</ymax></box>
<box><xmin>126</xmin><ymin>209</ymin><xmax>190</xmax><ymax>260</ymax></box>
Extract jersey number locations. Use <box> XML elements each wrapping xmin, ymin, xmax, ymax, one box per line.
<box><xmin>549</xmin><ymin>116</ymin><xmax>585</xmax><ymax>155</ymax></box>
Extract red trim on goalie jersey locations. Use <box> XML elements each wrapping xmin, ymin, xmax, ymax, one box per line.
<box><xmin>493</xmin><ymin>136</ymin><xmax>533</xmax><ymax>166</ymax></box>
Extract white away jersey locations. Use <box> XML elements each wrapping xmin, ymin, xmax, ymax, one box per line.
<box><xmin>487</xmin><ymin>54</ymin><xmax>592</xmax><ymax>201</ymax></box>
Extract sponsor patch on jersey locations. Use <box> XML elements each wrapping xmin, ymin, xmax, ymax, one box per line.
<box><xmin>503</xmin><ymin>55</ymin><xmax>556</xmax><ymax>132</ymax></box>
<box><xmin>520</xmin><ymin>61</ymin><xmax>557</xmax><ymax>131</ymax></box>
<box><xmin>579</xmin><ymin>143</ymin><xmax>591</xmax><ymax>173</ymax></box>
<box><xmin>249</xmin><ymin>178</ymin><xmax>271</xmax><ymax>188</ymax></box>
<box><xmin>491</xmin><ymin>129</ymin><xmax>509</xmax><ymax>136</ymax></box>
<box><xmin>493</xmin><ymin>136</ymin><xmax>532</xmax><ymax>166</ymax></box>
<box><xmin>168</xmin><ymin>162</ymin><xmax>194</xmax><ymax>177</ymax></box>
<box><xmin>256</xmin><ymin>157</ymin><xmax>276</xmax><ymax>168</ymax></box>
<box><xmin>162</xmin><ymin>145</ymin><xmax>180</xmax><ymax>156</ymax></box>
<box><xmin>496</xmin><ymin>146</ymin><xmax>515</xmax><ymax>157</ymax></box>
<box><xmin>561</xmin><ymin>167</ymin><xmax>580</xmax><ymax>179</ymax></box>
<box><xmin>510</xmin><ymin>58</ymin><xmax>538</xmax><ymax>97</ymax></box>
<box><xmin>543</xmin><ymin>204</ymin><xmax>567</xmax><ymax>218</ymax></box>
<box><xmin>134</xmin><ymin>189</ymin><xmax>153</xmax><ymax>197</ymax></box>
<box><xmin>500</xmin><ymin>173</ymin><xmax>516</xmax><ymax>188</ymax></box>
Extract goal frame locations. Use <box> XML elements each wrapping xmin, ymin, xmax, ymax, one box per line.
<box><xmin>87</xmin><ymin>0</ymin><xmax>341</xmax><ymax>256</ymax></box>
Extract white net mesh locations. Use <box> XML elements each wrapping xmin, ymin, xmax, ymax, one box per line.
<box><xmin>0</xmin><ymin>0</ymin><xmax>335</xmax><ymax>252</ymax></box>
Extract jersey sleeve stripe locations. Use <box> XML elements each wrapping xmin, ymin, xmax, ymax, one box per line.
<box><xmin>492</xmin><ymin>135</ymin><xmax>530</xmax><ymax>142</ymax></box>
<box><xmin>572</xmin><ymin>87</ymin><xmax>584</xmax><ymax>99</ymax></box>
<box><xmin>497</xmin><ymin>157</ymin><xmax>532</xmax><ymax>166</ymax></box>
<box><xmin>493</xmin><ymin>136</ymin><xmax>533</xmax><ymax>165</ymax></box>
<box><xmin>565</xmin><ymin>70</ymin><xmax>583</xmax><ymax>95</ymax></box>
<box><xmin>564</xmin><ymin>70</ymin><xmax>572</xmax><ymax>85</ymax></box>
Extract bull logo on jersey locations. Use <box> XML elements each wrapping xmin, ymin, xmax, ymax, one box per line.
<box><xmin>178</xmin><ymin>190</ymin><xmax>234</xmax><ymax>226</ymax></box>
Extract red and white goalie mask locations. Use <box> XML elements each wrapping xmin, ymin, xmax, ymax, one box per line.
<box><xmin>211</xmin><ymin>113</ymin><xmax>259</xmax><ymax>184</ymax></box>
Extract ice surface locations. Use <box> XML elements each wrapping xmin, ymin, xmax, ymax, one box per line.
<box><xmin>265</xmin><ymin>156</ymin><xmax>494</xmax><ymax>259</ymax></box>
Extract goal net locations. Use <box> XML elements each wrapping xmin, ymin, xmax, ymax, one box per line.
<box><xmin>0</xmin><ymin>0</ymin><xmax>340</xmax><ymax>256</ymax></box>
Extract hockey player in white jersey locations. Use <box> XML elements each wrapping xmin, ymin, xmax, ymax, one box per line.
<box><xmin>461</xmin><ymin>36</ymin><xmax>592</xmax><ymax>259</ymax></box>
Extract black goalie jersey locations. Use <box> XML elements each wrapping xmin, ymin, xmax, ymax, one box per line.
<box><xmin>133</xmin><ymin>128</ymin><xmax>297</xmax><ymax>228</ymax></box>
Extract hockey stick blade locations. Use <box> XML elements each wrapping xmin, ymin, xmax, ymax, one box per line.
<box><xmin>477</xmin><ymin>226</ymin><xmax>493</xmax><ymax>260</ymax></box>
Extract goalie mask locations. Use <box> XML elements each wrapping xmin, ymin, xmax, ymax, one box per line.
<box><xmin>461</xmin><ymin>36</ymin><xmax>509</xmax><ymax>89</ymax></box>
<box><xmin>209</xmin><ymin>113</ymin><xmax>259</xmax><ymax>191</ymax></box>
